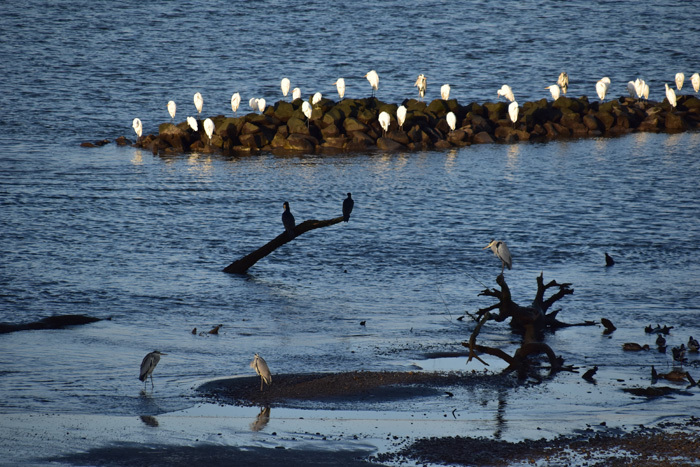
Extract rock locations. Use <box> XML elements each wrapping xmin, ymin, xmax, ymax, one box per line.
<box><xmin>343</xmin><ymin>117</ymin><xmax>370</xmax><ymax>133</ymax></box>
<box><xmin>321</xmin><ymin>124</ymin><xmax>341</xmax><ymax>139</ymax></box>
<box><xmin>115</xmin><ymin>136</ymin><xmax>131</xmax><ymax>146</ymax></box>
<box><xmin>433</xmin><ymin>140</ymin><xmax>452</xmax><ymax>149</ymax></box>
<box><xmin>241</xmin><ymin>122</ymin><xmax>262</xmax><ymax>135</ymax></box>
<box><xmin>594</xmin><ymin>111</ymin><xmax>615</xmax><ymax>130</ymax></box>
<box><xmin>427</xmin><ymin>99</ymin><xmax>449</xmax><ymax>117</ymax></box>
<box><xmin>473</xmin><ymin>131</ymin><xmax>495</xmax><ymax>144</ymax></box>
<box><xmin>287</xmin><ymin>117</ymin><xmax>310</xmax><ymax>135</ymax></box>
<box><xmin>285</xmin><ymin>134</ymin><xmax>317</xmax><ymax>152</ymax></box>
<box><xmin>320</xmin><ymin>136</ymin><xmax>348</xmax><ymax>149</ymax></box>
<box><xmin>80</xmin><ymin>141</ymin><xmax>95</xmax><ymax>148</ymax></box>
<box><xmin>583</xmin><ymin>114</ymin><xmax>602</xmax><ymax>131</ymax></box>
<box><xmin>273</xmin><ymin>101</ymin><xmax>296</xmax><ymax>122</ymax></box>
<box><xmin>386</xmin><ymin>129</ymin><xmax>410</xmax><ymax>145</ymax></box>
<box><xmin>483</xmin><ymin>102</ymin><xmax>507</xmax><ymax>121</ymax></box>
<box><xmin>665</xmin><ymin>112</ymin><xmax>687</xmax><ymax>131</ymax></box>
<box><xmin>376</xmin><ymin>137</ymin><xmax>405</xmax><ymax>150</ymax></box>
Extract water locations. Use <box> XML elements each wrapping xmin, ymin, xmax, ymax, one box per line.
<box><xmin>1</xmin><ymin>0</ymin><xmax>700</xmax><ymax>464</ymax></box>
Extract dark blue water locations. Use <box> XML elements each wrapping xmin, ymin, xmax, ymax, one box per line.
<box><xmin>1</xmin><ymin>1</ymin><xmax>700</xmax><ymax>464</ymax></box>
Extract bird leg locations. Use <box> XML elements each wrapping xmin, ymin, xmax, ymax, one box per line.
<box><xmin>260</xmin><ymin>377</ymin><xmax>263</xmax><ymax>392</ymax></box>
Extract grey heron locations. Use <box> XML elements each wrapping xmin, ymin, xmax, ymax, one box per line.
<box><xmin>250</xmin><ymin>353</ymin><xmax>271</xmax><ymax>391</ymax></box>
<box><xmin>483</xmin><ymin>239</ymin><xmax>512</xmax><ymax>273</ymax></box>
<box><xmin>282</xmin><ymin>201</ymin><xmax>295</xmax><ymax>238</ymax></box>
<box><xmin>343</xmin><ymin>193</ymin><xmax>354</xmax><ymax>222</ymax></box>
<box><xmin>139</xmin><ymin>350</ymin><xmax>167</xmax><ymax>389</ymax></box>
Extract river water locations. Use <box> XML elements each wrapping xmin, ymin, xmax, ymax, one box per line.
<box><xmin>1</xmin><ymin>1</ymin><xmax>699</xmax><ymax>465</ymax></box>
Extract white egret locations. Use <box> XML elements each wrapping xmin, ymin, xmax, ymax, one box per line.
<box><xmin>634</xmin><ymin>78</ymin><xmax>646</xmax><ymax>99</ymax></box>
<box><xmin>311</xmin><ymin>92</ymin><xmax>322</xmax><ymax>105</ymax></box>
<box><xmin>557</xmin><ymin>72</ymin><xmax>569</xmax><ymax>94</ymax></box>
<box><xmin>249</xmin><ymin>97</ymin><xmax>259</xmax><ymax>111</ymax></box>
<box><xmin>497</xmin><ymin>84</ymin><xmax>515</xmax><ymax>102</ymax></box>
<box><xmin>441</xmin><ymin>84</ymin><xmax>450</xmax><ymax>100</ymax></box>
<box><xmin>665</xmin><ymin>83</ymin><xmax>677</xmax><ymax>108</ymax></box>
<box><xmin>446</xmin><ymin>111</ymin><xmax>456</xmax><ymax>132</ymax></box>
<box><xmin>545</xmin><ymin>84</ymin><xmax>560</xmax><ymax>100</ymax></box>
<box><xmin>249</xmin><ymin>353</ymin><xmax>271</xmax><ymax>391</ymax></box>
<box><xmin>508</xmin><ymin>101</ymin><xmax>519</xmax><ymax>125</ymax></box>
<box><xmin>139</xmin><ymin>350</ymin><xmax>167</xmax><ymax>389</ymax></box>
<box><xmin>675</xmin><ymin>72</ymin><xmax>684</xmax><ymax>91</ymax></box>
<box><xmin>365</xmin><ymin>70</ymin><xmax>379</xmax><ymax>96</ymax></box>
<box><xmin>282</xmin><ymin>201</ymin><xmax>295</xmax><ymax>238</ymax></box>
<box><xmin>595</xmin><ymin>79</ymin><xmax>608</xmax><ymax>102</ymax></box>
<box><xmin>292</xmin><ymin>87</ymin><xmax>301</xmax><ymax>101</ymax></box>
<box><xmin>187</xmin><ymin>116</ymin><xmax>198</xmax><ymax>132</ymax></box>
<box><xmin>231</xmin><ymin>92</ymin><xmax>241</xmax><ymax>114</ymax></box>
<box><xmin>627</xmin><ymin>81</ymin><xmax>636</xmax><ymax>98</ymax></box>
<box><xmin>642</xmin><ymin>82</ymin><xmax>650</xmax><ymax>100</ymax></box>
<box><xmin>378</xmin><ymin>111</ymin><xmax>390</xmax><ymax>135</ymax></box>
<box><xmin>193</xmin><ymin>92</ymin><xmax>203</xmax><ymax>114</ymax></box>
<box><xmin>414</xmin><ymin>74</ymin><xmax>427</xmax><ymax>99</ymax></box>
<box><xmin>342</xmin><ymin>193</ymin><xmax>354</xmax><ymax>222</ymax></box>
<box><xmin>167</xmin><ymin>101</ymin><xmax>176</xmax><ymax>121</ymax></box>
<box><xmin>396</xmin><ymin>105</ymin><xmax>407</xmax><ymax>129</ymax></box>
<box><xmin>257</xmin><ymin>98</ymin><xmax>266</xmax><ymax>113</ymax></box>
<box><xmin>692</xmin><ymin>73</ymin><xmax>700</xmax><ymax>93</ymax></box>
<box><xmin>302</xmin><ymin>101</ymin><xmax>312</xmax><ymax>119</ymax></box>
<box><xmin>132</xmin><ymin>118</ymin><xmax>142</xmax><ymax>139</ymax></box>
<box><xmin>601</xmin><ymin>77</ymin><xmax>611</xmax><ymax>86</ymax></box>
<box><xmin>483</xmin><ymin>239</ymin><xmax>512</xmax><ymax>274</ymax></box>
<box><xmin>334</xmin><ymin>78</ymin><xmax>346</xmax><ymax>99</ymax></box>
<box><xmin>281</xmin><ymin>77</ymin><xmax>291</xmax><ymax>98</ymax></box>
<box><xmin>203</xmin><ymin>118</ymin><xmax>214</xmax><ymax>143</ymax></box>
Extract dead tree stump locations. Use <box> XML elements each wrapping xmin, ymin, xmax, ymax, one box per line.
<box><xmin>464</xmin><ymin>272</ymin><xmax>593</xmax><ymax>378</ymax></box>
<box><xmin>224</xmin><ymin>216</ymin><xmax>344</xmax><ymax>274</ymax></box>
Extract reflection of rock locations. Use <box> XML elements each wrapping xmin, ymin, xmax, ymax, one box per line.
<box><xmin>250</xmin><ymin>406</ymin><xmax>270</xmax><ymax>432</ymax></box>
<box><xmin>140</xmin><ymin>415</ymin><xmax>159</xmax><ymax>427</ymax></box>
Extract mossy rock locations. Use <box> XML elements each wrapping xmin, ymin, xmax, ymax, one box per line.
<box><xmin>377</xmin><ymin>103</ymin><xmax>398</xmax><ymax>117</ymax></box>
<box><xmin>427</xmin><ymin>99</ymin><xmax>450</xmax><ymax>117</ymax></box>
<box><xmin>404</xmin><ymin>99</ymin><xmax>426</xmax><ymax>112</ymax></box>
<box><xmin>483</xmin><ymin>101</ymin><xmax>507</xmax><ymax>120</ymax></box>
<box><xmin>273</xmin><ymin>101</ymin><xmax>296</xmax><ymax>122</ymax></box>
<box><xmin>287</xmin><ymin>117</ymin><xmax>310</xmax><ymax>135</ymax></box>
<box><xmin>553</xmin><ymin>96</ymin><xmax>584</xmax><ymax>114</ymax></box>
<box><xmin>356</xmin><ymin>108</ymin><xmax>377</xmax><ymax>124</ymax></box>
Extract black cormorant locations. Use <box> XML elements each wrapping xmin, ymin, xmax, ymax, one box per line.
<box><xmin>282</xmin><ymin>201</ymin><xmax>295</xmax><ymax>238</ymax></box>
<box><xmin>342</xmin><ymin>193</ymin><xmax>354</xmax><ymax>222</ymax></box>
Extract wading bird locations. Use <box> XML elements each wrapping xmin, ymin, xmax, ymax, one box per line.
<box><xmin>282</xmin><ymin>201</ymin><xmax>295</xmax><ymax>238</ymax></box>
<box><xmin>508</xmin><ymin>101</ymin><xmax>519</xmax><ymax>126</ymax></box>
<box><xmin>483</xmin><ymin>239</ymin><xmax>512</xmax><ymax>273</ymax></box>
<box><xmin>257</xmin><ymin>98</ymin><xmax>266</xmax><ymax>113</ymax></box>
<box><xmin>302</xmin><ymin>101</ymin><xmax>312</xmax><ymax>126</ymax></box>
<box><xmin>249</xmin><ymin>97</ymin><xmax>258</xmax><ymax>111</ymax></box>
<box><xmin>203</xmin><ymin>118</ymin><xmax>214</xmax><ymax>143</ymax></box>
<box><xmin>665</xmin><ymin>83</ymin><xmax>677</xmax><ymax>108</ymax></box>
<box><xmin>397</xmin><ymin>105</ymin><xmax>407</xmax><ymax>129</ymax></box>
<box><xmin>627</xmin><ymin>81</ymin><xmax>636</xmax><ymax>98</ymax></box>
<box><xmin>414</xmin><ymin>74</ymin><xmax>427</xmax><ymax>99</ymax></box>
<box><xmin>692</xmin><ymin>73</ymin><xmax>700</xmax><ymax>93</ymax></box>
<box><xmin>311</xmin><ymin>92</ymin><xmax>322</xmax><ymax>106</ymax></box>
<box><xmin>334</xmin><ymin>78</ymin><xmax>346</xmax><ymax>99</ymax></box>
<box><xmin>281</xmin><ymin>77</ymin><xmax>291</xmax><ymax>98</ymax></box>
<box><xmin>688</xmin><ymin>336</ymin><xmax>699</xmax><ymax>353</ymax></box>
<box><xmin>139</xmin><ymin>350</ymin><xmax>167</xmax><ymax>389</ymax></box>
<box><xmin>596</xmin><ymin>79</ymin><xmax>609</xmax><ymax>102</ymax></box>
<box><xmin>250</xmin><ymin>353</ymin><xmax>271</xmax><ymax>391</ymax></box>
<box><xmin>446</xmin><ymin>111</ymin><xmax>456</xmax><ymax>132</ymax></box>
<box><xmin>187</xmin><ymin>116</ymin><xmax>198</xmax><ymax>132</ymax></box>
<box><xmin>378</xmin><ymin>111</ymin><xmax>390</xmax><ymax>135</ymax></box>
<box><xmin>193</xmin><ymin>92</ymin><xmax>203</xmax><ymax>114</ymax></box>
<box><xmin>365</xmin><ymin>70</ymin><xmax>379</xmax><ymax>96</ymax></box>
<box><xmin>497</xmin><ymin>84</ymin><xmax>515</xmax><ymax>102</ymax></box>
<box><xmin>557</xmin><ymin>72</ymin><xmax>569</xmax><ymax>94</ymax></box>
<box><xmin>292</xmin><ymin>87</ymin><xmax>301</xmax><ymax>101</ymax></box>
<box><xmin>441</xmin><ymin>83</ymin><xmax>450</xmax><ymax>100</ymax></box>
<box><xmin>675</xmin><ymin>72</ymin><xmax>684</xmax><ymax>91</ymax></box>
<box><xmin>231</xmin><ymin>92</ymin><xmax>241</xmax><ymax>114</ymax></box>
<box><xmin>343</xmin><ymin>193</ymin><xmax>354</xmax><ymax>222</ymax></box>
<box><xmin>167</xmin><ymin>101</ymin><xmax>176</xmax><ymax>121</ymax></box>
<box><xmin>132</xmin><ymin>118</ymin><xmax>142</xmax><ymax>139</ymax></box>
<box><xmin>545</xmin><ymin>84</ymin><xmax>560</xmax><ymax>101</ymax></box>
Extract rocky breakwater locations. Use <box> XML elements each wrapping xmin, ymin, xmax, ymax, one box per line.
<box><xmin>133</xmin><ymin>94</ymin><xmax>700</xmax><ymax>155</ymax></box>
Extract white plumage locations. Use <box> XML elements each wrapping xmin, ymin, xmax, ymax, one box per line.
<box><xmin>497</xmin><ymin>84</ymin><xmax>515</xmax><ymax>102</ymax></box>
<box><xmin>193</xmin><ymin>92</ymin><xmax>203</xmax><ymax>114</ymax></box>
<box><xmin>167</xmin><ymin>101</ymin><xmax>176</xmax><ymax>120</ymax></box>
<box><xmin>334</xmin><ymin>78</ymin><xmax>346</xmax><ymax>99</ymax></box>
<box><xmin>132</xmin><ymin>118</ymin><xmax>142</xmax><ymax>138</ymax></box>
<box><xmin>446</xmin><ymin>111</ymin><xmax>456</xmax><ymax>131</ymax></box>
<box><xmin>440</xmin><ymin>84</ymin><xmax>450</xmax><ymax>100</ymax></box>
<box><xmin>397</xmin><ymin>105</ymin><xmax>407</xmax><ymax>129</ymax></box>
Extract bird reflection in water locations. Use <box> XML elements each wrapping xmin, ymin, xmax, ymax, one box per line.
<box><xmin>493</xmin><ymin>388</ymin><xmax>508</xmax><ymax>440</ymax></box>
<box><xmin>250</xmin><ymin>406</ymin><xmax>271</xmax><ymax>432</ymax></box>
<box><xmin>140</xmin><ymin>415</ymin><xmax>159</xmax><ymax>427</ymax></box>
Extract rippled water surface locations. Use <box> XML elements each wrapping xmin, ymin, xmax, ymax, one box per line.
<box><xmin>1</xmin><ymin>0</ymin><xmax>700</xmax><ymax>464</ymax></box>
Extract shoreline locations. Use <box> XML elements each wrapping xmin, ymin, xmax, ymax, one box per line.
<box><xmin>85</xmin><ymin>94</ymin><xmax>700</xmax><ymax>155</ymax></box>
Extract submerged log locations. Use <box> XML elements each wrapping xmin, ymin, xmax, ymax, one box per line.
<box><xmin>224</xmin><ymin>216</ymin><xmax>344</xmax><ymax>274</ymax></box>
<box><xmin>0</xmin><ymin>314</ymin><xmax>104</xmax><ymax>334</ymax></box>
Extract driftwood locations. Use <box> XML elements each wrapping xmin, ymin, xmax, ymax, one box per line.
<box><xmin>464</xmin><ymin>272</ymin><xmax>589</xmax><ymax>378</ymax></box>
<box><xmin>224</xmin><ymin>216</ymin><xmax>344</xmax><ymax>274</ymax></box>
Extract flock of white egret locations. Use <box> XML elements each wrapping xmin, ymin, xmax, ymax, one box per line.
<box><xmin>131</xmin><ymin>70</ymin><xmax>700</xmax><ymax>141</ymax></box>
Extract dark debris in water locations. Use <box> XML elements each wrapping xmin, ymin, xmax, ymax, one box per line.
<box><xmin>0</xmin><ymin>314</ymin><xmax>105</xmax><ymax>334</ymax></box>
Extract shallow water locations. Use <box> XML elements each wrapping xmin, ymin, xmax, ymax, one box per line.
<box><xmin>1</xmin><ymin>0</ymin><xmax>700</xmax><ymax>464</ymax></box>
